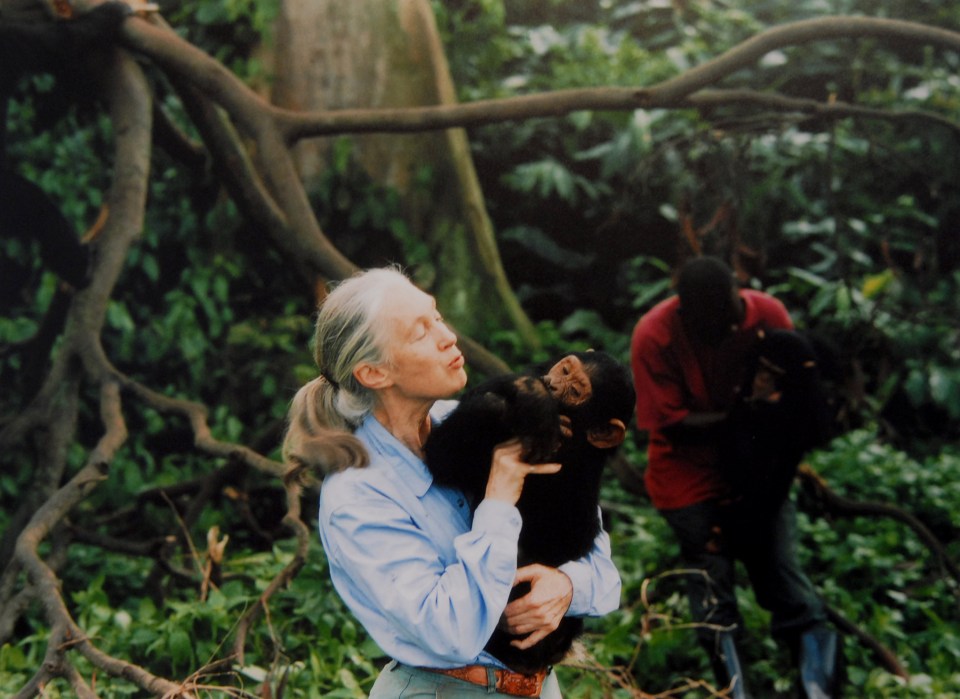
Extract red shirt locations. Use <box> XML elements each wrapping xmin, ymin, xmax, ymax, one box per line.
<box><xmin>630</xmin><ymin>290</ymin><xmax>793</xmax><ymax>510</ymax></box>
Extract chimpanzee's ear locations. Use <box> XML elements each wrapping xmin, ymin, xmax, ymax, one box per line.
<box><xmin>586</xmin><ymin>419</ymin><xmax>626</xmax><ymax>449</ymax></box>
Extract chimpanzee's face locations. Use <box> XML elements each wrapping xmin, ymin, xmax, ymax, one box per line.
<box><xmin>542</xmin><ymin>355</ymin><xmax>593</xmax><ymax>408</ymax></box>
<box><xmin>750</xmin><ymin>365</ymin><xmax>783</xmax><ymax>403</ymax></box>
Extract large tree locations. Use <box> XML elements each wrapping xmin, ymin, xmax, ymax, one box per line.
<box><xmin>263</xmin><ymin>0</ymin><xmax>538</xmax><ymax>346</ymax></box>
<box><xmin>1</xmin><ymin>0</ymin><xmax>959</xmax><ymax>696</ymax></box>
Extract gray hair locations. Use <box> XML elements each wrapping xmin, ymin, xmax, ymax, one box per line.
<box><xmin>283</xmin><ymin>266</ymin><xmax>413</xmax><ymax>476</ymax></box>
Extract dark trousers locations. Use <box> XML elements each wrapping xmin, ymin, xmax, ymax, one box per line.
<box><xmin>660</xmin><ymin>497</ymin><xmax>826</xmax><ymax>645</ymax></box>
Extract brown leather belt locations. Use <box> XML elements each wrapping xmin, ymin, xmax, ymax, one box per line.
<box><xmin>421</xmin><ymin>664</ymin><xmax>549</xmax><ymax>697</ymax></box>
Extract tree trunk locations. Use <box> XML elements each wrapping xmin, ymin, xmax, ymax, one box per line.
<box><xmin>264</xmin><ymin>0</ymin><xmax>538</xmax><ymax>347</ymax></box>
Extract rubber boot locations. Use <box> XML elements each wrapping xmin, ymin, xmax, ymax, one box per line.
<box><xmin>708</xmin><ymin>631</ymin><xmax>752</xmax><ymax>699</ymax></box>
<box><xmin>797</xmin><ymin>625</ymin><xmax>843</xmax><ymax>698</ymax></box>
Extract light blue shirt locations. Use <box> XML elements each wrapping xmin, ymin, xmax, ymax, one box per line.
<box><xmin>317</xmin><ymin>400</ymin><xmax>622</xmax><ymax>669</ymax></box>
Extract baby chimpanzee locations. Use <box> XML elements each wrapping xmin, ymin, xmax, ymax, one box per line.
<box><xmin>424</xmin><ymin>350</ymin><xmax>635</xmax><ymax>673</ymax></box>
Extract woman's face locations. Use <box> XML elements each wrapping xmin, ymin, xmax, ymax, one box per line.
<box><xmin>377</xmin><ymin>282</ymin><xmax>467</xmax><ymax>402</ymax></box>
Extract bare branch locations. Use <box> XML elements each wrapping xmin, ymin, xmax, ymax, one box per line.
<box><xmin>798</xmin><ymin>464</ymin><xmax>960</xmax><ymax>589</ymax></box>
<box><xmin>63</xmin><ymin>662</ymin><xmax>98</xmax><ymax>699</ymax></box>
<box><xmin>825</xmin><ymin>604</ymin><xmax>911</xmax><ymax>680</ymax></box>
<box><xmin>151</xmin><ymin>101</ymin><xmax>208</xmax><ymax>176</ymax></box>
<box><xmin>259</xmin><ymin>17</ymin><xmax>960</xmax><ymax>138</ymax></box>
<box><xmin>6</xmin><ymin>45</ymin><xmax>190</xmax><ymax>697</ymax></box>
<box><xmin>650</xmin><ymin>16</ymin><xmax>960</xmax><ymax>103</ymax></box>
<box><xmin>688</xmin><ymin>88</ymin><xmax>960</xmax><ymax>137</ymax></box>
<box><xmin>178</xmin><ymin>79</ymin><xmax>356</xmax><ymax>282</ymax></box>
<box><xmin>120</xmin><ymin>372</ymin><xmax>286</xmax><ymax>478</ymax></box>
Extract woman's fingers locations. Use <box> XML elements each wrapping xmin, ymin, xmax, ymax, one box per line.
<box><xmin>527</xmin><ymin>460</ymin><xmax>562</xmax><ymax>475</ymax></box>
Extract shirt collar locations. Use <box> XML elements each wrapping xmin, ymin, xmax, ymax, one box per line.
<box><xmin>357</xmin><ymin>412</ymin><xmax>435</xmax><ymax>498</ymax></box>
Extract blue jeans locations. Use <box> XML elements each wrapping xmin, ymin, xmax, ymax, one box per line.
<box><xmin>660</xmin><ymin>497</ymin><xmax>826</xmax><ymax>644</ymax></box>
<box><xmin>369</xmin><ymin>660</ymin><xmax>562</xmax><ymax>698</ymax></box>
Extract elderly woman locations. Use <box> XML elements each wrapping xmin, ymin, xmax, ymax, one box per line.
<box><xmin>284</xmin><ymin>267</ymin><xmax>620</xmax><ymax>698</ymax></box>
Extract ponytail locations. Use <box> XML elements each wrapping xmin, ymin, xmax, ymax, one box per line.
<box><xmin>282</xmin><ymin>377</ymin><xmax>369</xmax><ymax>484</ymax></box>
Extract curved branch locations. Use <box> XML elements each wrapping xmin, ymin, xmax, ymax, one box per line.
<box><xmin>154</xmin><ymin>76</ymin><xmax>512</xmax><ymax>378</ymax></box>
<box><xmin>687</xmin><ymin>88</ymin><xmax>960</xmax><ymax>137</ymax></box>
<box><xmin>825</xmin><ymin>604</ymin><xmax>910</xmax><ymax>680</ymax></box>
<box><xmin>121</xmin><ymin>15</ymin><xmax>357</xmax><ymax>283</ymax></box>
<box><xmin>651</xmin><ymin>16</ymin><xmax>960</xmax><ymax>103</ymax></box>
<box><xmin>14</xmin><ymin>458</ymin><xmax>184</xmax><ymax>698</ymax></box>
<box><xmin>118</xmin><ymin>17</ymin><xmax>517</xmax><ymax>378</ymax></box>
<box><xmin>260</xmin><ymin>17</ymin><xmax>960</xmax><ymax>138</ymax></box>
<box><xmin>8</xmin><ymin>47</ymin><xmax>191</xmax><ymax>697</ymax></box>
<box><xmin>120</xmin><ymin>14</ymin><xmax>281</xmax><ymax>136</ymax></box>
<box><xmin>116</xmin><ymin>12</ymin><xmax>960</xmax><ymax>381</ymax></box>
<box><xmin>174</xmin><ymin>76</ymin><xmax>358</xmax><ymax>281</ymax></box>
<box><xmin>14</xmin><ymin>622</ymin><xmax>78</xmax><ymax>699</ymax></box>
<box><xmin>797</xmin><ymin>464</ymin><xmax>960</xmax><ymax>588</ymax></box>
<box><xmin>119</xmin><ymin>371</ymin><xmax>287</xmax><ymax>478</ymax></box>
<box><xmin>151</xmin><ymin>100</ymin><xmax>209</xmax><ymax>176</ymax></box>
<box><xmin>117</xmin><ymin>14</ymin><xmax>960</xmax><ymax>357</ymax></box>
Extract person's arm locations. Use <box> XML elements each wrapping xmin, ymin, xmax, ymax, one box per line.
<box><xmin>660</xmin><ymin>410</ymin><xmax>729</xmax><ymax>445</ymax></box>
<box><xmin>501</xmin><ymin>507</ymin><xmax>621</xmax><ymax>649</ymax></box>
<box><xmin>320</xmin><ymin>487</ymin><xmax>522</xmax><ymax>664</ymax></box>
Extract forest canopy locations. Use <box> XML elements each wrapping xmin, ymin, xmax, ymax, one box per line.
<box><xmin>1</xmin><ymin>0</ymin><xmax>959</xmax><ymax>697</ymax></box>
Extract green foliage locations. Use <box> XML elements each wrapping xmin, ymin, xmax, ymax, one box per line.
<box><xmin>800</xmin><ymin>433</ymin><xmax>960</xmax><ymax>696</ymax></box>
<box><xmin>168</xmin><ymin>0</ymin><xmax>279</xmax><ymax>78</ymax></box>
<box><xmin>768</xmin><ymin>264</ymin><xmax>960</xmax><ymax>449</ymax></box>
<box><xmin>433</xmin><ymin>0</ymin><xmax>513</xmax><ymax>101</ymax></box>
<box><xmin>308</xmin><ymin>138</ymin><xmax>433</xmax><ymax>277</ymax></box>
<box><xmin>0</xmin><ymin>534</ymin><xmax>387</xmax><ymax>696</ymax></box>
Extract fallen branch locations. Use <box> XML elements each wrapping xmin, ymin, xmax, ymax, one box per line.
<box><xmin>797</xmin><ymin>463</ymin><xmax>960</xmax><ymax>589</ymax></box>
<box><xmin>825</xmin><ymin>604</ymin><xmax>910</xmax><ymax>680</ymax></box>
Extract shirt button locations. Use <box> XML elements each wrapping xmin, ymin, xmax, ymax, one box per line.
<box><xmin>457</xmin><ymin>498</ymin><xmax>465</xmax><ymax>508</ymax></box>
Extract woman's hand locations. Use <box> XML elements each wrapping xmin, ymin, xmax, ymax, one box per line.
<box><xmin>484</xmin><ymin>440</ymin><xmax>561</xmax><ymax>506</ymax></box>
<box><xmin>501</xmin><ymin>564</ymin><xmax>573</xmax><ymax>649</ymax></box>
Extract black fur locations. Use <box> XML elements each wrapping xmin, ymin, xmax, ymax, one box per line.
<box><xmin>719</xmin><ymin>329</ymin><xmax>834</xmax><ymax>511</ymax></box>
<box><xmin>0</xmin><ymin>3</ymin><xmax>130</xmax><ymax>292</ymax></box>
<box><xmin>424</xmin><ymin>351</ymin><xmax>634</xmax><ymax>673</ymax></box>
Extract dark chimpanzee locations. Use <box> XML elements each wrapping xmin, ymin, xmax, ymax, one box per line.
<box><xmin>719</xmin><ymin>328</ymin><xmax>835</xmax><ymax>513</ymax></box>
<box><xmin>715</xmin><ymin>329</ymin><xmax>844</xmax><ymax>697</ymax></box>
<box><xmin>0</xmin><ymin>2</ymin><xmax>131</xmax><ymax>293</ymax></box>
<box><xmin>424</xmin><ymin>350</ymin><xmax>635</xmax><ymax>674</ymax></box>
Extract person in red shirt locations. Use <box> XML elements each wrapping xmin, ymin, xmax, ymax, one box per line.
<box><xmin>630</xmin><ymin>257</ymin><xmax>841</xmax><ymax>699</ymax></box>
